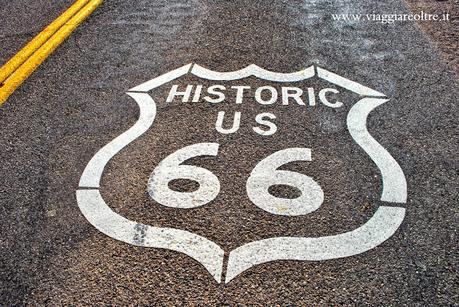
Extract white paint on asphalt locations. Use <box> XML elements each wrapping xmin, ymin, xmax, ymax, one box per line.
<box><xmin>77</xmin><ymin>64</ymin><xmax>407</xmax><ymax>283</ymax></box>
<box><xmin>77</xmin><ymin>92</ymin><xmax>225</xmax><ymax>282</ymax></box>
<box><xmin>76</xmin><ymin>189</ymin><xmax>225</xmax><ymax>282</ymax></box>
<box><xmin>215</xmin><ymin>111</ymin><xmax>241</xmax><ymax>134</ymax></box>
<box><xmin>191</xmin><ymin>64</ymin><xmax>315</xmax><ymax>82</ymax></box>
<box><xmin>79</xmin><ymin>92</ymin><xmax>156</xmax><ymax>188</ymax></box>
<box><xmin>319</xmin><ymin>88</ymin><xmax>343</xmax><ymax>108</ymax></box>
<box><xmin>347</xmin><ymin>97</ymin><xmax>407</xmax><ymax>203</ymax></box>
<box><xmin>148</xmin><ymin>143</ymin><xmax>221</xmax><ymax>209</ymax></box>
<box><xmin>317</xmin><ymin>67</ymin><xmax>386</xmax><ymax>97</ymax></box>
<box><xmin>246</xmin><ymin>148</ymin><xmax>324</xmax><ymax>216</ymax></box>
<box><xmin>191</xmin><ymin>64</ymin><xmax>385</xmax><ymax>98</ymax></box>
<box><xmin>129</xmin><ymin>63</ymin><xmax>192</xmax><ymax>92</ymax></box>
<box><xmin>225</xmin><ymin>206</ymin><xmax>405</xmax><ymax>283</ymax></box>
<box><xmin>253</xmin><ymin>112</ymin><xmax>277</xmax><ymax>136</ymax></box>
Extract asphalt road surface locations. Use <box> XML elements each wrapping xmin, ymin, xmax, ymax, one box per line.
<box><xmin>1</xmin><ymin>0</ymin><xmax>458</xmax><ymax>305</ymax></box>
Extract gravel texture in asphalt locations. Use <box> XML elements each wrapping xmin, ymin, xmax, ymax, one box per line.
<box><xmin>0</xmin><ymin>0</ymin><xmax>458</xmax><ymax>305</ymax></box>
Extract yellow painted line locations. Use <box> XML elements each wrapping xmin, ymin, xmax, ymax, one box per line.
<box><xmin>0</xmin><ymin>0</ymin><xmax>103</xmax><ymax>105</ymax></box>
<box><xmin>0</xmin><ymin>0</ymin><xmax>92</xmax><ymax>84</ymax></box>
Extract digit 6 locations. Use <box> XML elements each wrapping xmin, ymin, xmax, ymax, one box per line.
<box><xmin>246</xmin><ymin>148</ymin><xmax>324</xmax><ymax>216</ymax></box>
<box><xmin>148</xmin><ymin>143</ymin><xmax>220</xmax><ymax>208</ymax></box>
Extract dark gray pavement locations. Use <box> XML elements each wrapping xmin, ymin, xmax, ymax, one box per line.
<box><xmin>0</xmin><ymin>0</ymin><xmax>74</xmax><ymax>64</ymax></box>
<box><xmin>0</xmin><ymin>0</ymin><xmax>458</xmax><ymax>305</ymax></box>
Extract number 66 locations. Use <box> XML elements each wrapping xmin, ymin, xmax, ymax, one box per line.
<box><xmin>148</xmin><ymin>143</ymin><xmax>324</xmax><ymax>216</ymax></box>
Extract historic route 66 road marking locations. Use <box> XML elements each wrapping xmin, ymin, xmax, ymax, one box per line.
<box><xmin>76</xmin><ymin>63</ymin><xmax>407</xmax><ymax>283</ymax></box>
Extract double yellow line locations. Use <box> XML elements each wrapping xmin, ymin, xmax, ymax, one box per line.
<box><xmin>0</xmin><ymin>0</ymin><xmax>103</xmax><ymax>105</ymax></box>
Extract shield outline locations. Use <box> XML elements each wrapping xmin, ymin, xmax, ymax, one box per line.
<box><xmin>76</xmin><ymin>63</ymin><xmax>407</xmax><ymax>283</ymax></box>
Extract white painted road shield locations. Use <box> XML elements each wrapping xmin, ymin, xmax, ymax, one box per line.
<box><xmin>76</xmin><ymin>64</ymin><xmax>407</xmax><ymax>283</ymax></box>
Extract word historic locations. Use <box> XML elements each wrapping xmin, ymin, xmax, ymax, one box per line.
<box><xmin>166</xmin><ymin>85</ymin><xmax>344</xmax><ymax>136</ymax></box>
